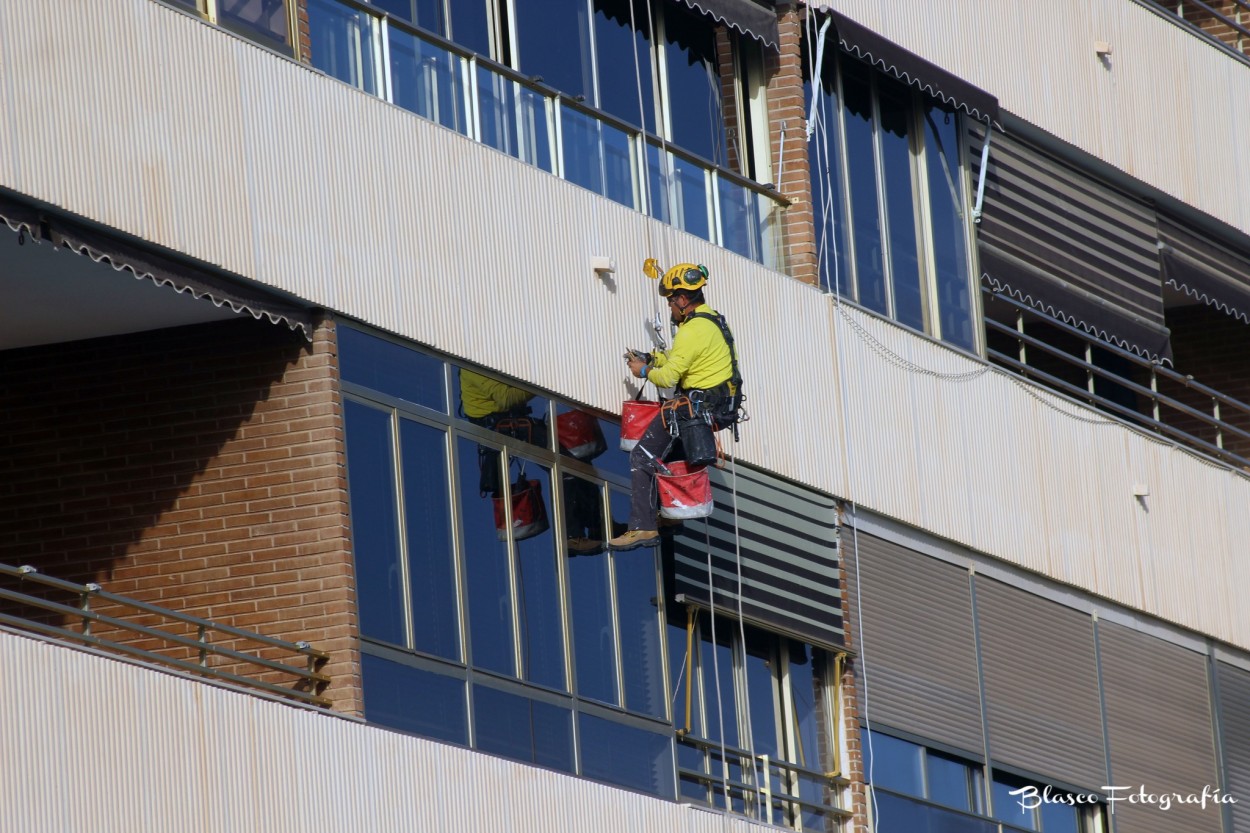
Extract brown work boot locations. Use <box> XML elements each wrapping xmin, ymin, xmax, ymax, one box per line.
<box><xmin>608</xmin><ymin>529</ymin><xmax>660</xmax><ymax>551</ymax></box>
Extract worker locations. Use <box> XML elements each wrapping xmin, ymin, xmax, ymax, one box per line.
<box><xmin>459</xmin><ymin>369</ymin><xmax>604</xmax><ymax>554</ymax></box>
<box><xmin>607</xmin><ymin>263</ymin><xmax>740</xmax><ymax>551</ymax></box>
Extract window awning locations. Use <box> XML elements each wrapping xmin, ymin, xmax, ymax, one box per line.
<box><xmin>670</xmin><ymin>0</ymin><xmax>779</xmax><ymax>49</ymax></box>
<box><xmin>812</xmin><ymin>7</ymin><xmax>999</xmax><ymax>126</ymax></box>
<box><xmin>1159</xmin><ymin>217</ymin><xmax>1250</xmax><ymax>324</ymax></box>
<box><xmin>0</xmin><ymin>194</ymin><xmax>313</xmax><ymax>341</ymax></box>
<box><xmin>981</xmin><ymin>242</ymin><xmax>1173</xmax><ymax>364</ymax></box>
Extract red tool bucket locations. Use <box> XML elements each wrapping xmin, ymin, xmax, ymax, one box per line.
<box><xmin>620</xmin><ymin>400</ymin><xmax>661</xmax><ymax>452</ymax></box>
<box><xmin>657</xmin><ymin>461</ymin><xmax>714</xmax><ymax>519</ymax></box>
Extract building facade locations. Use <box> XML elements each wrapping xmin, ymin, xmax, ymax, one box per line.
<box><xmin>3</xmin><ymin>1</ymin><xmax>1250</xmax><ymax>831</ymax></box>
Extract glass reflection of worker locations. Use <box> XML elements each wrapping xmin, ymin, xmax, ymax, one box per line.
<box><xmin>608</xmin><ymin>263</ymin><xmax>736</xmax><ymax>551</ymax></box>
<box><xmin>459</xmin><ymin>369</ymin><xmax>538</xmax><ymax>498</ymax></box>
<box><xmin>459</xmin><ymin>370</ymin><xmax>603</xmax><ymax>555</ymax></box>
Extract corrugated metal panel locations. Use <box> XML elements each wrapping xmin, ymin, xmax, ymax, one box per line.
<box><xmin>971</xmin><ymin>122</ymin><xmax>1169</xmax><ymax>360</ymax></box>
<box><xmin>671</xmin><ymin>463</ymin><xmax>843</xmax><ymax>648</ymax></box>
<box><xmin>1216</xmin><ymin>661</ymin><xmax>1250</xmax><ymax>833</ymax></box>
<box><xmin>1098</xmin><ymin>621</ymin><xmax>1222</xmax><ymax>833</ymax></box>
<box><xmin>814</xmin><ymin>0</ymin><xmax>1250</xmax><ymax>234</ymax></box>
<box><xmin>844</xmin><ymin>530</ymin><xmax>984</xmax><ymax>756</ymax></box>
<box><xmin>0</xmin><ymin>628</ymin><xmax>794</xmax><ymax>833</ymax></box>
<box><xmin>974</xmin><ymin>577</ymin><xmax>1106</xmax><ymax>789</ymax></box>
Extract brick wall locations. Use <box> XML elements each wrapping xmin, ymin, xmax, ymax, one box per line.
<box><xmin>1161</xmin><ymin>303</ymin><xmax>1250</xmax><ymax>462</ymax></box>
<box><xmin>768</xmin><ymin>3</ymin><xmax>818</xmax><ymax>285</ymax></box>
<box><xmin>296</xmin><ymin>0</ymin><xmax>311</xmax><ymax>63</ymax></box>
<box><xmin>1179</xmin><ymin>1</ymin><xmax>1250</xmax><ymax>56</ymax></box>
<box><xmin>0</xmin><ymin>316</ymin><xmax>362</xmax><ymax>715</ymax></box>
<box><xmin>837</xmin><ymin>517</ymin><xmax>870</xmax><ymax>833</ymax></box>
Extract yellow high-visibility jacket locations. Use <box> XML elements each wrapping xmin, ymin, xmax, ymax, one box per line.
<box><xmin>646</xmin><ymin>304</ymin><xmax>733</xmax><ymax>391</ymax></box>
<box><xmin>459</xmin><ymin>369</ymin><xmax>533</xmax><ymax>419</ymax></box>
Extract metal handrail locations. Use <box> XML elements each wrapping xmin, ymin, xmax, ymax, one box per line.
<box><xmin>983</xmin><ymin>291</ymin><xmax>1250</xmax><ymax>469</ymax></box>
<box><xmin>676</xmin><ymin>733</ymin><xmax>852</xmax><ymax>820</ymax></box>
<box><xmin>0</xmin><ymin>563</ymin><xmax>331</xmax><ymax>707</ymax></box>
<box><xmin>1159</xmin><ymin>0</ymin><xmax>1250</xmax><ymax>42</ymax></box>
<box><xmin>320</xmin><ymin>0</ymin><xmax>787</xmax><ymax>207</ymax></box>
<box><xmin>988</xmin><ymin>291</ymin><xmax>1250</xmax><ymax>414</ymax></box>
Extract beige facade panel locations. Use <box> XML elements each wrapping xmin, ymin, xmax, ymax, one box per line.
<box><xmin>4</xmin><ymin>0</ymin><xmax>1250</xmax><ymax>650</ymax></box>
<box><xmin>814</xmin><ymin>0</ymin><xmax>1250</xmax><ymax>234</ymax></box>
<box><xmin>0</xmin><ymin>629</ymin><xmax>787</xmax><ymax>833</ymax></box>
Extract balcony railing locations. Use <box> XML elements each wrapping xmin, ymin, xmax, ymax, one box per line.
<box><xmin>1144</xmin><ymin>0</ymin><xmax>1250</xmax><ymax>57</ymax></box>
<box><xmin>676</xmin><ymin>733</ymin><xmax>851</xmax><ymax>829</ymax></box>
<box><xmin>983</xmin><ymin>290</ymin><xmax>1250</xmax><ymax>471</ymax></box>
<box><xmin>0</xmin><ymin>562</ymin><xmax>331</xmax><ymax>707</ymax></box>
<box><xmin>305</xmin><ymin>0</ymin><xmax>786</xmax><ymax>270</ymax></box>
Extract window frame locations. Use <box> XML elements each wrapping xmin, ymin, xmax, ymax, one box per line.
<box><xmin>807</xmin><ymin>45</ymin><xmax>982</xmax><ymax>354</ymax></box>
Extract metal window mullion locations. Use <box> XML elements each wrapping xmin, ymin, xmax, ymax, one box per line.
<box><xmin>380</xmin><ymin>15</ymin><xmax>395</xmax><ymax>103</ymax></box>
<box><xmin>548</xmin><ymin>454</ymin><xmax>575</xmax><ymax>699</ymax></box>
<box><xmin>502</xmin><ymin>449</ymin><xmax>524</xmax><ymax>680</ymax></box>
<box><xmin>868</xmin><ymin>73</ymin><xmax>895</xmax><ymax>319</ymax></box>
<box><xmin>445</xmin><ymin>423</ymin><xmax>471</xmax><ymax>669</ymax></box>
<box><xmin>469</xmin><ymin>55</ymin><xmax>483</xmax><ymax>142</ymax></box>
<box><xmin>778</xmin><ymin>642</ymin><xmax>802</xmax><ymax>825</ymax></box>
<box><xmin>959</xmin><ymin>117</ymin><xmax>987</xmax><ymax>357</ymax></box>
<box><xmin>605</xmin><ymin>494</ymin><xmax>627</xmax><ymax>710</ymax></box>
<box><xmin>389</xmin><ymin>409</ymin><xmax>416</xmax><ymax>651</ymax></box>
<box><xmin>832</xmin><ymin>57</ymin><xmax>859</xmax><ymax>300</ymax></box>
<box><xmin>911</xmin><ymin>92</ymin><xmax>940</xmax><ymax>340</ymax></box>
<box><xmin>554</xmin><ymin>99</ymin><xmax>567</xmax><ymax>179</ymax></box>
<box><xmin>710</xmin><ymin>169</ymin><xmax>724</xmax><ymax>247</ymax></box>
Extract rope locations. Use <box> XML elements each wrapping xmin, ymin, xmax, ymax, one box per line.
<box><xmin>703</xmin><ymin>520</ymin><xmax>733</xmax><ymax>811</ymax></box>
<box><xmin>728</xmin><ymin>453</ymin><xmax>766</xmax><ymax>820</ymax></box>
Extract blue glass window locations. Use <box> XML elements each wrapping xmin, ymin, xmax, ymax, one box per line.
<box><xmin>511</xmin><ymin>460</ymin><xmax>566</xmax><ymax>690</ymax></box>
<box><xmin>477</xmin><ymin>69</ymin><xmax>554</xmax><ymax>172</ymax></box>
<box><xmin>927</xmin><ymin>751</ymin><xmax>976</xmax><ymax>812</ymax></box>
<box><xmin>717</xmin><ymin>176</ymin><xmax>760</xmax><ymax>262</ymax></box>
<box><xmin>343</xmin><ymin>400</ymin><xmax>406</xmax><ymax>646</ymax></box>
<box><xmin>875</xmin><ymin>791</ymin><xmax>998</xmax><ymax>833</ymax></box>
<box><xmin>371</xmin><ymin>0</ymin><xmax>443</xmax><ymax>33</ymax></box>
<box><xmin>454</xmin><ymin>369</ymin><xmax>551</xmax><ymax>454</ymax></box>
<box><xmin>307</xmin><ymin>0</ymin><xmax>381</xmax><ymax>94</ymax></box>
<box><xmin>513</xmin><ymin>0</ymin><xmax>593</xmax><ymax>101</ymax></box>
<box><xmin>744</xmin><ymin>634</ymin><xmax>779</xmax><ymax>759</ymax></box>
<box><xmin>220</xmin><ymin>0</ymin><xmax>292</xmax><ymax>48</ymax></box>
<box><xmin>878</xmin><ymin>77</ymin><xmax>924</xmax><ymax>332</ymax></box>
<box><xmin>672</xmin><ymin>155</ymin><xmax>711</xmax><ymax>241</ymax></box>
<box><xmin>646</xmin><ymin>143</ymin><xmax>672</xmax><ymax>225</ymax></box>
<box><xmin>806</xmin><ymin>59</ymin><xmax>852</xmax><ymax>293</ymax></box>
<box><xmin>399</xmin><ymin>418</ymin><xmax>459</xmax><ymax>660</ymax></box>
<box><xmin>614</xmin><ymin>513</ymin><xmax>664</xmax><ymax>718</ymax></box>
<box><xmin>389</xmin><ymin>29</ymin><xmax>469</xmax><ymax>134</ymax></box>
<box><xmin>363</xmin><ymin>653</ymin><xmax>467</xmax><ymax>744</ymax></box>
<box><xmin>594</xmin><ymin>0</ymin><xmax>655</xmax><ymax>131</ymax></box>
<box><xmin>924</xmin><ymin>103</ymin><xmax>974</xmax><ymax>350</ymax></box>
<box><xmin>448</xmin><ymin>0</ymin><xmax>492</xmax><ymax>57</ymax></box>
<box><xmin>579</xmin><ymin>713</ymin><xmax>676</xmax><ymax>799</ymax></box>
<box><xmin>865</xmin><ymin>731</ymin><xmax>924</xmax><ymax>796</ymax></box>
<box><xmin>458</xmin><ymin>436</ymin><xmax>515</xmax><ymax>676</ymax></box>
<box><xmin>992</xmin><ymin>776</ymin><xmax>1038</xmax><ymax>829</ymax></box>
<box><xmin>1039</xmin><ymin>800</ymin><xmax>1079</xmax><ymax>833</ymax></box>
<box><xmin>338</xmin><ymin>327</ymin><xmax>447</xmax><ymax>412</ymax></box>
<box><xmin>700</xmin><ymin>625</ymin><xmax>739</xmax><ymax>748</ymax></box>
<box><xmin>840</xmin><ymin>60</ymin><xmax>887</xmax><ymax>315</ymax></box>
<box><xmin>568</xmin><ymin>529</ymin><xmax>617</xmax><ymax>703</ymax></box>
<box><xmin>661</xmin><ymin>4</ymin><xmax>726</xmax><ymax>166</ymax></box>
<box><xmin>561</xmin><ymin>109</ymin><xmax>636</xmax><ymax>210</ymax></box>
<box><xmin>472</xmin><ymin>685</ymin><xmax>574</xmax><ymax>772</ymax></box>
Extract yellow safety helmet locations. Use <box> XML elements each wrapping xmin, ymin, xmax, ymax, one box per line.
<box><xmin>644</xmin><ymin>259</ymin><xmax>709</xmax><ymax>297</ymax></box>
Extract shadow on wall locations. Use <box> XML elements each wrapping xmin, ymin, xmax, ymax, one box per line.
<box><xmin>0</xmin><ymin>316</ymin><xmax>330</xmax><ymax>667</ymax></box>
